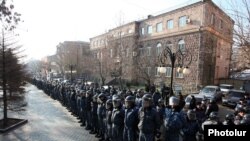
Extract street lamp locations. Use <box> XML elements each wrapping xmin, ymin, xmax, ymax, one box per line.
<box><xmin>158</xmin><ymin>44</ymin><xmax>192</xmax><ymax>103</ymax></box>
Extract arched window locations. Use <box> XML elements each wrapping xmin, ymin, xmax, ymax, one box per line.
<box><xmin>178</xmin><ymin>40</ymin><xmax>185</xmax><ymax>52</ymax></box>
<box><xmin>156</xmin><ymin>43</ymin><xmax>162</xmax><ymax>55</ymax></box>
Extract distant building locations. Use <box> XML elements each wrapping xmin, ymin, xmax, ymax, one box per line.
<box><xmin>90</xmin><ymin>0</ymin><xmax>234</xmax><ymax>93</ymax></box>
<box><xmin>44</xmin><ymin>41</ymin><xmax>91</xmax><ymax>80</ymax></box>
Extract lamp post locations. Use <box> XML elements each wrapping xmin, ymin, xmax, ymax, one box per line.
<box><xmin>158</xmin><ymin>44</ymin><xmax>192</xmax><ymax>103</ymax></box>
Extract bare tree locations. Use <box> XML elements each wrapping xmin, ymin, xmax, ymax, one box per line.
<box><xmin>225</xmin><ymin>0</ymin><xmax>250</xmax><ymax>71</ymax></box>
<box><xmin>134</xmin><ymin>48</ymin><xmax>157</xmax><ymax>86</ymax></box>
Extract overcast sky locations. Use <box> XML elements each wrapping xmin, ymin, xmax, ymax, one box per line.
<box><xmin>13</xmin><ymin>0</ymin><xmax>227</xmax><ymax>60</ymax></box>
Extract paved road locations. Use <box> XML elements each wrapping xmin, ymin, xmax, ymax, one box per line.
<box><xmin>0</xmin><ymin>84</ymin><xmax>98</xmax><ymax>141</ymax></box>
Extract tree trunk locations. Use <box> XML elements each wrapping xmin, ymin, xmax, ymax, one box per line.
<box><xmin>2</xmin><ymin>31</ymin><xmax>8</xmax><ymax>125</ymax></box>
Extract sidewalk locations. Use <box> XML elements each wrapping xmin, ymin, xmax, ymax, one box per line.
<box><xmin>0</xmin><ymin>84</ymin><xmax>98</xmax><ymax>141</ymax></box>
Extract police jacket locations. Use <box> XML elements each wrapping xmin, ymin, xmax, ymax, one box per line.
<box><xmin>111</xmin><ymin>107</ymin><xmax>125</xmax><ymax>127</ymax></box>
<box><xmin>138</xmin><ymin>107</ymin><xmax>160</xmax><ymax>134</ymax></box>
<box><xmin>124</xmin><ymin>107</ymin><xmax>139</xmax><ymax>129</ymax></box>
<box><xmin>164</xmin><ymin>108</ymin><xmax>184</xmax><ymax>133</ymax></box>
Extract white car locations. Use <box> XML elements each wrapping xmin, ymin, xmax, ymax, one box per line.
<box><xmin>199</xmin><ymin>85</ymin><xmax>223</xmax><ymax>102</ymax></box>
<box><xmin>219</xmin><ymin>84</ymin><xmax>234</xmax><ymax>94</ymax></box>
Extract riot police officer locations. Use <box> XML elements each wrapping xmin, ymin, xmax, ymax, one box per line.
<box><xmin>111</xmin><ymin>95</ymin><xmax>125</xmax><ymax>141</ymax></box>
<box><xmin>97</xmin><ymin>93</ymin><xmax>107</xmax><ymax>141</ymax></box>
<box><xmin>106</xmin><ymin>99</ymin><xmax>113</xmax><ymax>141</ymax></box>
<box><xmin>222</xmin><ymin>114</ymin><xmax>235</xmax><ymax>125</ymax></box>
<box><xmin>123</xmin><ymin>96</ymin><xmax>139</xmax><ymax>141</ymax></box>
<box><xmin>138</xmin><ymin>94</ymin><xmax>161</xmax><ymax>141</ymax></box>
<box><xmin>164</xmin><ymin>96</ymin><xmax>186</xmax><ymax>141</ymax></box>
<box><xmin>183</xmin><ymin>110</ymin><xmax>200</xmax><ymax>141</ymax></box>
<box><xmin>202</xmin><ymin>112</ymin><xmax>220</xmax><ymax>130</ymax></box>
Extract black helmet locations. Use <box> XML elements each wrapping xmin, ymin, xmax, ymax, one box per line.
<box><xmin>242</xmin><ymin>114</ymin><xmax>250</xmax><ymax>124</ymax></box>
<box><xmin>187</xmin><ymin>110</ymin><xmax>196</xmax><ymax>120</ymax></box>
<box><xmin>125</xmin><ymin>96</ymin><xmax>135</xmax><ymax>109</ymax></box>
<box><xmin>158</xmin><ymin>98</ymin><xmax>164</xmax><ymax>106</ymax></box>
<box><xmin>142</xmin><ymin>94</ymin><xmax>152</xmax><ymax>107</ymax></box>
<box><xmin>209</xmin><ymin>112</ymin><xmax>218</xmax><ymax>120</ymax></box>
<box><xmin>106</xmin><ymin>99</ymin><xmax>113</xmax><ymax>110</ymax></box>
<box><xmin>225</xmin><ymin>114</ymin><xmax>234</xmax><ymax>121</ymax></box>
<box><xmin>142</xmin><ymin>94</ymin><xmax>152</xmax><ymax>101</ymax></box>
<box><xmin>98</xmin><ymin>93</ymin><xmax>107</xmax><ymax>102</ymax></box>
<box><xmin>112</xmin><ymin>95</ymin><xmax>122</xmax><ymax>108</ymax></box>
<box><xmin>125</xmin><ymin>95</ymin><xmax>135</xmax><ymax>102</ymax></box>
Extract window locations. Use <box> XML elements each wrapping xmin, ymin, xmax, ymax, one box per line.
<box><xmin>166</xmin><ymin>67</ymin><xmax>172</xmax><ymax>77</ymax></box>
<box><xmin>126</xmin><ymin>48</ymin><xmax>130</xmax><ymax>57</ymax></box>
<box><xmin>146</xmin><ymin>47</ymin><xmax>151</xmax><ymax>56</ymax></box>
<box><xmin>211</xmin><ymin>13</ymin><xmax>215</xmax><ymax>25</ymax></box>
<box><xmin>147</xmin><ymin>67</ymin><xmax>151</xmax><ymax>75</ymax></box>
<box><xmin>178</xmin><ymin>40</ymin><xmax>185</xmax><ymax>52</ymax></box>
<box><xmin>179</xmin><ymin>16</ymin><xmax>187</xmax><ymax>27</ymax></box>
<box><xmin>176</xmin><ymin>71</ymin><xmax>183</xmax><ymax>78</ymax></box>
<box><xmin>157</xmin><ymin>43</ymin><xmax>162</xmax><ymax>55</ymax></box>
<box><xmin>155</xmin><ymin>67</ymin><xmax>160</xmax><ymax>76</ymax></box>
<box><xmin>167</xmin><ymin>19</ymin><xmax>174</xmax><ymax>29</ymax></box>
<box><xmin>100</xmin><ymin>52</ymin><xmax>103</xmax><ymax>59</ymax></box>
<box><xmin>219</xmin><ymin>19</ymin><xmax>223</xmax><ymax>29</ymax></box>
<box><xmin>156</xmin><ymin>22</ymin><xmax>163</xmax><ymax>32</ymax></box>
<box><xmin>147</xmin><ymin>25</ymin><xmax>153</xmax><ymax>34</ymax></box>
<box><xmin>121</xmin><ymin>32</ymin><xmax>125</xmax><ymax>36</ymax></box>
<box><xmin>110</xmin><ymin>49</ymin><xmax>113</xmax><ymax>58</ymax></box>
<box><xmin>141</xmin><ymin>28</ymin><xmax>145</xmax><ymax>35</ymax></box>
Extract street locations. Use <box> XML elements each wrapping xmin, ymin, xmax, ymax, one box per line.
<box><xmin>0</xmin><ymin>83</ymin><xmax>98</xmax><ymax>141</ymax></box>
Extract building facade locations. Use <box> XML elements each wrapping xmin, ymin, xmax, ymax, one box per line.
<box><xmin>90</xmin><ymin>0</ymin><xmax>234</xmax><ymax>94</ymax></box>
<box><xmin>53</xmin><ymin>41</ymin><xmax>91</xmax><ymax>80</ymax></box>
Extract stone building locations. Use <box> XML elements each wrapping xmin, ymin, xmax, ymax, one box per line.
<box><xmin>90</xmin><ymin>0</ymin><xmax>234</xmax><ymax>94</ymax></box>
<box><xmin>55</xmin><ymin>41</ymin><xmax>91</xmax><ymax>80</ymax></box>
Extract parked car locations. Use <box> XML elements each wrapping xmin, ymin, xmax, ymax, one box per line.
<box><xmin>219</xmin><ymin>84</ymin><xmax>234</xmax><ymax>94</ymax></box>
<box><xmin>199</xmin><ymin>85</ymin><xmax>223</xmax><ymax>102</ymax></box>
<box><xmin>222</xmin><ymin>89</ymin><xmax>246</xmax><ymax>108</ymax></box>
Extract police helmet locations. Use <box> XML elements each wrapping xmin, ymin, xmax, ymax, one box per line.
<box><xmin>209</xmin><ymin>112</ymin><xmax>218</xmax><ymax>120</ymax></box>
<box><xmin>243</xmin><ymin>114</ymin><xmax>250</xmax><ymax>123</ymax></box>
<box><xmin>106</xmin><ymin>99</ymin><xmax>113</xmax><ymax>110</ymax></box>
<box><xmin>225</xmin><ymin>114</ymin><xmax>234</xmax><ymax>121</ymax></box>
<box><xmin>98</xmin><ymin>93</ymin><xmax>107</xmax><ymax>102</ymax></box>
<box><xmin>169</xmin><ymin>96</ymin><xmax>179</xmax><ymax>106</ymax></box>
<box><xmin>142</xmin><ymin>94</ymin><xmax>152</xmax><ymax>101</ymax></box>
<box><xmin>187</xmin><ymin>110</ymin><xmax>196</xmax><ymax>120</ymax></box>
<box><xmin>158</xmin><ymin>98</ymin><xmax>164</xmax><ymax>106</ymax></box>
<box><xmin>125</xmin><ymin>96</ymin><xmax>135</xmax><ymax>108</ymax></box>
<box><xmin>112</xmin><ymin>95</ymin><xmax>122</xmax><ymax>108</ymax></box>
